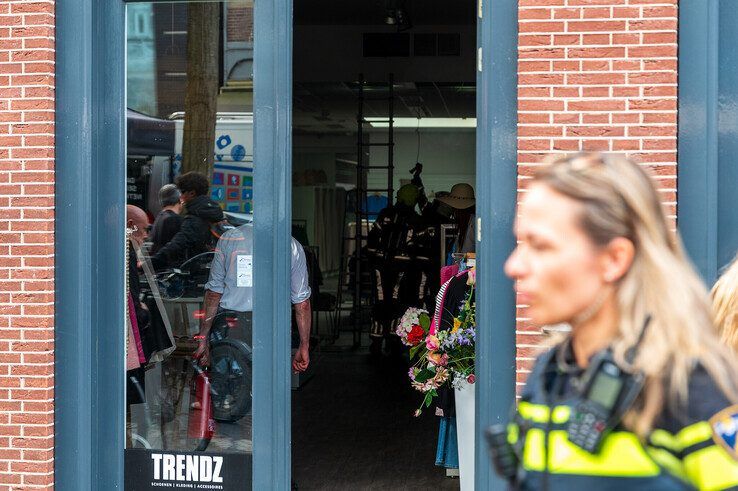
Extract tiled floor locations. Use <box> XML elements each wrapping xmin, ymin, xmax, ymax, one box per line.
<box><xmin>292</xmin><ymin>347</ymin><xmax>460</xmax><ymax>490</ymax></box>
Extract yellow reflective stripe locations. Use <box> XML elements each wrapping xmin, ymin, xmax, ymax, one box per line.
<box><xmin>650</xmin><ymin>422</ymin><xmax>713</xmax><ymax>453</ymax></box>
<box><xmin>522</xmin><ymin>427</ymin><xmax>546</xmax><ymax>470</ymax></box>
<box><xmin>683</xmin><ymin>445</ymin><xmax>738</xmax><ymax>490</ymax></box>
<box><xmin>518</xmin><ymin>401</ymin><xmax>549</xmax><ymax>424</ymax></box>
<box><xmin>649</xmin><ymin>429</ymin><xmax>680</xmax><ymax>452</ymax></box>
<box><xmin>508</xmin><ymin>423</ymin><xmax>519</xmax><ymax>445</ymax></box>
<box><xmin>646</xmin><ymin>446</ymin><xmax>688</xmax><ymax>483</ymax></box>
<box><xmin>517</xmin><ymin>402</ymin><xmax>570</xmax><ymax>424</ymax></box>
<box><xmin>552</xmin><ymin>406</ymin><xmax>570</xmax><ymax>424</ymax></box>
<box><xmin>522</xmin><ymin>429</ymin><xmax>660</xmax><ymax>477</ymax></box>
<box><xmin>677</xmin><ymin>422</ymin><xmax>713</xmax><ymax>448</ymax></box>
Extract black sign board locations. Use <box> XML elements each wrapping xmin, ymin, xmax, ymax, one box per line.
<box><xmin>125</xmin><ymin>449</ymin><xmax>252</xmax><ymax>491</ymax></box>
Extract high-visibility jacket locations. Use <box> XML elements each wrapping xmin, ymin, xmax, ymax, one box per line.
<box><xmin>510</xmin><ymin>345</ymin><xmax>738</xmax><ymax>490</ymax></box>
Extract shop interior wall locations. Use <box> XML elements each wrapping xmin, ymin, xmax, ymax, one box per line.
<box><xmin>293</xmin><ymin>25</ymin><xmax>476</xmax><ymax>83</ymax></box>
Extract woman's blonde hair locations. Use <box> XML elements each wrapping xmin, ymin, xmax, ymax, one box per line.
<box><xmin>712</xmin><ymin>253</ymin><xmax>738</xmax><ymax>352</ymax></box>
<box><xmin>533</xmin><ymin>152</ymin><xmax>738</xmax><ymax>437</ymax></box>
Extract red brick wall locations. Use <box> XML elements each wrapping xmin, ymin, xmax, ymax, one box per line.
<box><xmin>0</xmin><ymin>1</ymin><xmax>55</xmax><ymax>488</ymax></box>
<box><xmin>516</xmin><ymin>0</ymin><xmax>678</xmax><ymax>391</ymax></box>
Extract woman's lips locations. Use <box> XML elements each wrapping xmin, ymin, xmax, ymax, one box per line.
<box><xmin>517</xmin><ymin>291</ymin><xmax>533</xmax><ymax>304</ymax></box>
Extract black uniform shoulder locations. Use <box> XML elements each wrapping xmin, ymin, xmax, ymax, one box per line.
<box><xmin>519</xmin><ymin>346</ymin><xmax>559</xmax><ymax>401</ymax></box>
<box><xmin>658</xmin><ymin>363</ymin><xmax>735</xmax><ymax>432</ymax></box>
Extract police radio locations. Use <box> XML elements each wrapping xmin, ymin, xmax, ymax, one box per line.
<box><xmin>567</xmin><ymin>315</ymin><xmax>652</xmax><ymax>453</ymax></box>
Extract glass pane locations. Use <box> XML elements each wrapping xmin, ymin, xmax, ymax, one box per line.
<box><xmin>124</xmin><ymin>2</ymin><xmax>255</xmax><ymax>488</ymax></box>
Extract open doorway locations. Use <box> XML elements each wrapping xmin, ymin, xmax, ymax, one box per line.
<box><xmin>291</xmin><ymin>1</ymin><xmax>477</xmax><ymax>488</ymax></box>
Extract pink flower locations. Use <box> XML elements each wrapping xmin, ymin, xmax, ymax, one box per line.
<box><xmin>425</xmin><ymin>335</ymin><xmax>440</xmax><ymax>351</ymax></box>
<box><xmin>466</xmin><ymin>268</ymin><xmax>476</xmax><ymax>286</ymax></box>
<box><xmin>428</xmin><ymin>352</ymin><xmax>449</xmax><ymax>367</ymax></box>
<box><xmin>467</xmin><ymin>374</ymin><xmax>476</xmax><ymax>384</ymax></box>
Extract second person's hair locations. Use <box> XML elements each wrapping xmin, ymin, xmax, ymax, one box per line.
<box><xmin>712</xmin><ymin>253</ymin><xmax>738</xmax><ymax>352</ymax></box>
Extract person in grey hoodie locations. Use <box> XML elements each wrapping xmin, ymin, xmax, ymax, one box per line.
<box><xmin>150</xmin><ymin>171</ymin><xmax>225</xmax><ymax>271</ymax></box>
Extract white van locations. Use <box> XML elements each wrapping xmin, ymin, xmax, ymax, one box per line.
<box><xmin>129</xmin><ymin>112</ymin><xmax>254</xmax><ymax>219</ymax></box>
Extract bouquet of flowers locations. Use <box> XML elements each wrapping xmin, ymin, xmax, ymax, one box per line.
<box><xmin>397</xmin><ymin>270</ymin><xmax>476</xmax><ymax>416</ymax></box>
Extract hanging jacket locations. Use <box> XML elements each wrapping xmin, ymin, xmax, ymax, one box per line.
<box><xmin>150</xmin><ymin>195</ymin><xmax>224</xmax><ymax>271</ymax></box>
<box><xmin>508</xmin><ymin>343</ymin><xmax>738</xmax><ymax>491</ymax></box>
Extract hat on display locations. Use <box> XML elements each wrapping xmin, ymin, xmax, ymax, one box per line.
<box><xmin>437</xmin><ymin>183</ymin><xmax>475</xmax><ymax>209</ymax></box>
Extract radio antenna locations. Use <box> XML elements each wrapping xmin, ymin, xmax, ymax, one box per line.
<box><xmin>625</xmin><ymin>314</ymin><xmax>652</xmax><ymax>364</ymax></box>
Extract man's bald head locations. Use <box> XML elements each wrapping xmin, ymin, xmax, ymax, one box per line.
<box><xmin>127</xmin><ymin>205</ymin><xmax>149</xmax><ymax>244</ymax></box>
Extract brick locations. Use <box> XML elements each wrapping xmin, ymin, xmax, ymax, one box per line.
<box><xmin>519</xmin><ymin>48</ymin><xmax>566</xmax><ymax>59</ymax></box>
<box><xmin>628</xmin><ymin>19</ymin><xmax>678</xmax><ymax>32</ymax></box>
<box><xmin>582</xmin><ymin>8</ymin><xmax>611</xmax><ymax>19</ymax></box>
<box><xmin>628</xmin><ymin>72</ymin><xmax>677</xmax><ymax>85</ymax></box>
<box><xmin>519</xmin><ymin>34</ymin><xmax>552</xmax><ymax>47</ymax></box>
<box><xmin>612</xmin><ymin>113</ymin><xmax>640</xmax><ymax>124</ymax></box>
<box><xmin>553</xmin><ymin>8</ymin><xmax>581</xmax><ymax>20</ymax></box>
<box><xmin>643</xmin><ymin>112</ymin><xmax>677</xmax><ymax>124</ymax></box>
<box><xmin>643</xmin><ymin>59</ymin><xmax>677</xmax><ymax>72</ymax></box>
<box><xmin>567</xmin><ymin>126</ymin><xmax>624</xmax><ymax>137</ymax></box>
<box><xmin>582</xmin><ymin>86</ymin><xmax>610</xmax><ymax>97</ymax></box>
<box><xmin>628</xmin><ymin>45</ymin><xmax>676</xmax><ymax>58</ymax></box>
<box><xmin>519</xmin><ymin>139</ymin><xmax>551</xmax><ymax>151</ymax></box>
<box><xmin>580</xmin><ymin>60</ymin><xmax>610</xmax><ymax>71</ymax></box>
<box><xmin>519</xmin><ymin>113</ymin><xmax>550</xmax><ymax>124</ymax></box>
<box><xmin>567</xmin><ymin>20</ymin><xmax>626</xmax><ymax>33</ymax></box>
<box><xmin>553</xmin><ymin>113</ymin><xmax>580</xmax><ymax>124</ymax></box>
<box><xmin>552</xmin><ymin>86</ymin><xmax>580</xmax><ymax>97</ymax></box>
<box><xmin>519</xmin><ymin>87</ymin><xmax>551</xmax><ymax>98</ymax></box>
<box><xmin>567</xmin><ymin>72</ymin><xmax>625</xmax><ymax>85</ymax></box>
<box><xmin>627</xmin><ymin>126</ymin><xmax>677</xmax><ymax>137</ymax></box>
<box><xmin>519</xmin><ymin>0</ymin><xmax>564</xmax><ymax>6</ymax></box>
<box><xmin>612</xmin><ymin>33</ymin><xmax>641</xmax><ymax>45</ymax></box>
<box><xmin>567</xmin><ymin>100</ymin><xmax>625</xmax><ymax>112</ymax></box>
<box><xmin>518</xmin><ymin>21</ymin><xmax>565</xmax><ymax>33</ymax></box>
<box><xmin>519</xmin><ymin>99</ymin><xmax>565</xmax><ymax>111</ymax></box>
<box><xmin>552</xmin><ymin>34</ymin><xmax>580</xmax><ymax>45</ymax></box>
<box><xmin>612</xmin><ymin>60</ymin><xmax>640</xmax><ymax>71</ymax></box>
<box><xmin>518</xmin><ymin>73</ymin><xmax>565</xmax><ymax>86</ymax></box>
<box><xmin>553</xmin><ymin>139</ymin><xmax>581</xmax><ymax>151</ymax></box>
<box><xmin>581</xmin><ymin>113</ymin><xmax>610</xmax><ymax>125</ymax></box>
<box><xmin>613</xmin><ymin>139</ymin><xmax>640</xmax><ymax>151</ymax></box>
<box><xmin>568</xmin><ymin>46</ymin><xmax>624</xmax><ymax>58</ymax></box>
<box><xmin>642</xmin><ymin>6</ymin><xmax>678</xmax><ymax>18</ymax></box>
<box><xmin>552</xmin><ymin>60</ymin><xmax>580</xmax><ymax>71</ymax></box>
<box><xmin>519</xmin><ymin>9</ymin><xmax>552</xmax><ymax>20</ymax></box>
<box><xmin>518</xmin><ymin>125</ymin><xmax>564</xmax><ymax>137</ymax></box>
<box><xmin>518</xmin><ymin>60</ymin><xmax>550</xmax><ymax>72</ymax></box>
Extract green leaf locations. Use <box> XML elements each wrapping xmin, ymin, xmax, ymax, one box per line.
<box><xmin>414</xmin><ymin>368</ymin><xmax>434</xmax><ymax>383</ymax></box>
<box><xmin>409</xmin><ymin>343</ymin><xmax>423</xmax><ymax>361</ymax></box>
<box><xmin>419</xmin><ymin>313</ymin><xmax>431</xmax><ymax>331</ymax></box>
<box><xmin>423</xmin><ymin>392</ymin><xmax>433</xmax><ymax>408</ymax></box>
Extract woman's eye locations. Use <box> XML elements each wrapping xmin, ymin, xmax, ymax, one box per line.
<box><xmin>529</xmin><ymin>239</ymin><xmax>550</xmax><ymax>251</ymax></box>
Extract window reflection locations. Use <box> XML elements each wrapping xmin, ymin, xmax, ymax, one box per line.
<box><xmin>124</xmin><ymin>3</ymin><xmax>254</xmax><ymax>487</ymax></box>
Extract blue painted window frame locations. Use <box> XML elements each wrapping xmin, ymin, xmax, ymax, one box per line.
<box><xmin>678</xmin><ymin>0</ymin><xmax>720</xmax><ymax>283</ymax></box>
<box><xmin>54</xmin><ymin>0</ymin><xmax>516</xmax><ymax>489</ymax></box>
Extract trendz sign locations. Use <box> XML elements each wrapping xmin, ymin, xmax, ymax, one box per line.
<box><xmin>125</xmin><ymin>449</ymin><xmax>252</xmax><ymax>490</ymax></box>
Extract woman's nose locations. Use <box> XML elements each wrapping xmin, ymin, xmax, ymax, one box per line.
<box><xmin>504</xmin><ymin>247</ymin><xmax>525</xmax><ymax>280</ymax></box>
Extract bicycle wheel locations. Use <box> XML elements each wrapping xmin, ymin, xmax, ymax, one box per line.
<box><xmin>208</xmin><ymin>339</ymin><xmax>252</xmax><ymax>422</ymax></box>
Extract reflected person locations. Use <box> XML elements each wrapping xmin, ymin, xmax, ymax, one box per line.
<box><xmin>194</xmin><ymin>223</ymin><xmax>313</xmax><ymax>373</ymax></box>
<box><xmin>149</xmin><ymin>184</ymin><xmax>184</xmax><ymax>256</ymax></box>
<box><xmin>150</xmin><ymin>172</ymin><xmax>224</xmax><ymax>271</ymax></box>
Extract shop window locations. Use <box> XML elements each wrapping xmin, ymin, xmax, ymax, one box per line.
<box><xmin>124</xmin><ymin>2</ymin><xmax>256</xmax><ymax>489</ymax></box>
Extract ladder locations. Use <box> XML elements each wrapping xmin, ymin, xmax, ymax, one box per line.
<box><xmin>333</xmin><ymin>74</ymin><xmax>395</xmax><ymax>348</ymax></box>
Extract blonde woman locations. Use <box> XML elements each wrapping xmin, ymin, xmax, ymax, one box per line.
<box><xmin>712</xmin><ymin>254</ymin><xmax>738</xmax><ymax>352</ymax></box>
<box><xmin>495</xmin><ymin>153</ymin><xmax>738</xmax><ymax>490</ymax></box>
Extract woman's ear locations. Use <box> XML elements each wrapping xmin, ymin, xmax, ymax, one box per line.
<box><xmin>601</xmin><ymin>237</ymin><xmax>635</xmax><ymax>283</ymax></box>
